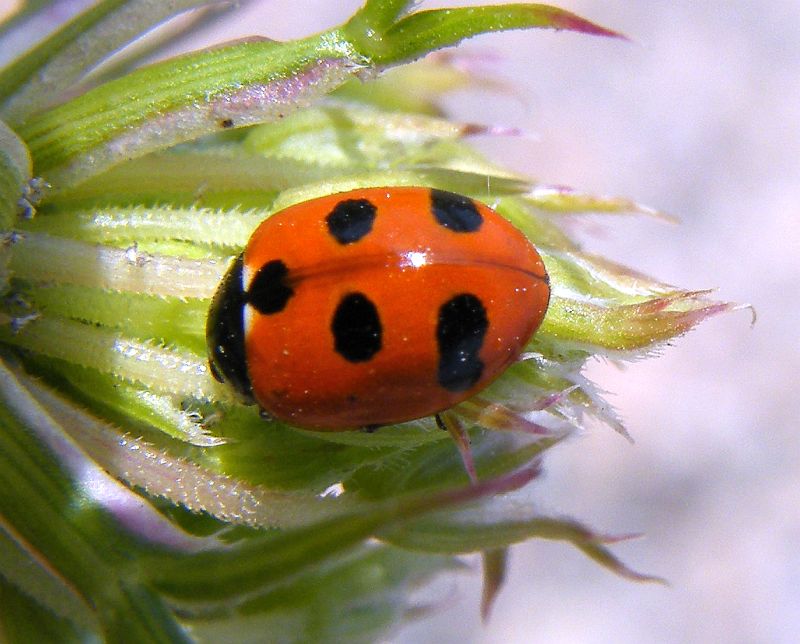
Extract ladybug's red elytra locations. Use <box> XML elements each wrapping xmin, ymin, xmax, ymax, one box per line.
<box><xmin>207</xmin><ymin>187</ymin><xmax>550</xmax><ymax>430</ymax></box>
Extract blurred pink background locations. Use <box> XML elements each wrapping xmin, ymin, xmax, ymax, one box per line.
<box><xmin>4</xmin><ymin>1</ymin><xmax>798</xmax><ymax>642</ymax></box>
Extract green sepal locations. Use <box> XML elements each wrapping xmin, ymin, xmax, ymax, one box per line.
<box><xmin>0</xmin><ymin>358</ymin><xmax>198</xmax><ymax>641</ymax></box>
<box><xmin>19</xmin><ymin>36</ymin><xmax>364</xmax><ymax>189</ymax></box>
<box><xmin>0</xmin><ymin>118</ymin><xmax>30</xmax><ymax>231</ymax></box>
<box><xmin>187</xmin><ymin>546</ymin><xmax>457</xmax><ymax>644</ymax></box>
<box><xmin>383</xmin><ymin>512</ymin><xmax>664</xmax><ymax>584</ymax></box>
<box><xmin>344</xmin><ymin>2</ymin><xmax>623</xmax><ymax>65</ymax></box>
<box><xmin>142</xmin><ymin>463</ymin><xmax>538</xmax><ymax>603</ymax></box>
<box><xmin>16</xmin><ymin>2</ymin><xmax>621</xmax><ymax>193</ymax></box>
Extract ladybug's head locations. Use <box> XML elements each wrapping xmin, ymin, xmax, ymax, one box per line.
<box><xmin>206</xmin><ymin>253</ymin><xmax>255</xmax><ymax>404</ymax></box>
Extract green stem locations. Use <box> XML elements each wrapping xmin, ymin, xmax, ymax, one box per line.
<box><xmin>18</xmin><ymin>36</ymin><xmax>363</xmax><ymax>191</ymax></box>
<box><xmin>14</xmin><ymin>3</ymin><xmax>620</xmax><ymax>194</ymax></box>
<box><xmin>0</xmin><ymin>0</ymin><xmax>233</xmax><ymax>122</ymax></box>
<box><xmin>0</xmin><ymin>363</ymin><xmax>125</xmax><ymax>599</ymax></box>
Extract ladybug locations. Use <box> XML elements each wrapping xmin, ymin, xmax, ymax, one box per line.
<box><xmin>207</xmin><ymin>187</ymin><xmax>550</xmax><ymax>430</ymax></box>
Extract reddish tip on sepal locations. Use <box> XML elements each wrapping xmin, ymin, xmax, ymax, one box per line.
<box><xmin>539</xmin><ymin>7</ymin><xmax>628</xmax><ymax>41</ymax></box>
<box><xmin>437</xmin><ymin>412</ymin><xmax>478</xmax><ymax>484</ymax></box>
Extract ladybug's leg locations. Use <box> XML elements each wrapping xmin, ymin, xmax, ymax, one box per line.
<box><xmin>436</xmin><ymin>412</ymin><xmax>477</xmax><ymax>484</ymax></box>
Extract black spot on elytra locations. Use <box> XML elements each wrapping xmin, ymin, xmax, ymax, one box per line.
<box><xmin>430</xmin><ymin>189</ymin><xmax>483</xmax><ymax>233</ymax></box>
<box><xmin>326</xmin><ymin>198</ymin><xmax>377</xmax><ymax>244</ymax></box>
<box><xmin>206</xmin><ymin>254</ymin><xmax>253</xmax><ymax>401</ymax></box>
<box><xmin>220</xmin><ymin>118</ymin><xmax>234</xmax><ymax>129</ymax></box>
<box><xmin>331</xmin><ymin>292</ymin><xmax>382</xmax><ymax>362</ymax></box>
<box><xmin>247</xmin><ymin>259</ymin><xmax>294</xmax><ymax>314</ymax></box>
<box><xmin>436</xmin><ymin>293</ymin><xmax>487</xmax><ymax>391</ymax></box>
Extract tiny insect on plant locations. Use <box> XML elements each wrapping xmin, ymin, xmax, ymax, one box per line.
<box><xmin>207</xmin><ymin>187</ymin><xmax>550</xmax><ymax>428</ymax></box>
